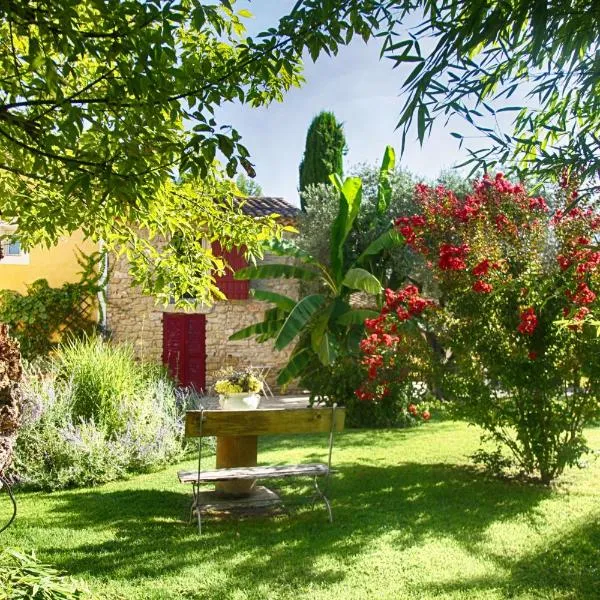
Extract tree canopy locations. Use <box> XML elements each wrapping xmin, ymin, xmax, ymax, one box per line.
<box><xmin>1</xmin><ymin>0</ymin><xmax>597</xmax><ymax>305</ymax></box>
<box><xmin>379</xmin><ymin>0</ymin><xmax>600</xmax><ymax>197</ymax></box>
<box><xmin>0</xmin><ymin>0</ymin><xmax>392</xmax><ymax>304</ymax></box>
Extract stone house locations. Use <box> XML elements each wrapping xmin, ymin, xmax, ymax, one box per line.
<box><xmin>105</xmin><ymin>197</ymin><xmax>300</xmax><ymax>393</ymax></box>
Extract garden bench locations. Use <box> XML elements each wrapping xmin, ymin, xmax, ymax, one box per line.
<box><xmin>178</xmin><ymin>404</ymin><xmax>345</xmax><ymax>533</ymax></box>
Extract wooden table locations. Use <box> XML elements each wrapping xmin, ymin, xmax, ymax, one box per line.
<box><xmin>214</xmin><ymin>395</ymin><xmax>311</xmax><ymax>497</ymax></box>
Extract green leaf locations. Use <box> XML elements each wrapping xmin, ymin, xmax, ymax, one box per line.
<box><xmin>329</xmin><ymin>175</ymin><xmax>362</xmax><ymax>282</ymax></box>
<box><xmin>235</xmin><ymin>263</ymin><xmax>319</xmax><ymax>282</ymax></box>
<box><xmin>229</xmin><ymin>319</ymin><xmax>284</xmax><ymax>341</ymax></box>
<box><xmin>315</xmin><ymin>331</ymin><xmax>338</xmax><ymax>366</ymax></box>
<box><xmin>250</xmin><ymin>289</ymin><xmax>296</xmax><ymax>311</ymax></box>
<box><xmin>377</xmin><ymin>145</ymin><xmax>395</xmax><ymax>214</ymax></box>
<box><xmin>277</xmin><ymin>348</ymin><xmax>312</xmax><ymax>385</ymax></box>
<box><xmin>274</xmin><ymin>294</ymin><xmax>326</xmax><ymax>350</ymax></box>
<box><xmin>356</xmin><ymin>229</ymin><xmax>404</xmax><ymax>264</ymax></box>
<box><xmin>336</xmin><ymin>308</ymin><xmax>379</xmax><ymax>326</ymax></box>
<box><xmin>342</xmin><ymin>268</ymin><xmax>382</xmax><ymax>294</ymax></box>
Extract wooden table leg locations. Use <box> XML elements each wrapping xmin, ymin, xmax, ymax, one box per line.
<box><xmin>215</xmin><ymin>435</ymin><xmax>258</xmax><ymax>497</ymax></box>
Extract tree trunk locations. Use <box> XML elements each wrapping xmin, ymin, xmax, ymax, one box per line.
<box><xmin>0</xmin><ymin>324</ymin><xmax>22</xmax><ymax>476</ymax></box>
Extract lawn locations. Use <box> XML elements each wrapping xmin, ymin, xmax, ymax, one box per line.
<box><xmin>2</xmin><ymin>421</ymin><xmax>599</xmax><ymax>599</ymax></box>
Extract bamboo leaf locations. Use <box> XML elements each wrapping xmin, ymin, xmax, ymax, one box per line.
<box><xmin>277</xmin><ymin>348</ymin><xmax>312</xmax><ymax>385</ymax></box>
<box><xmin>329</xmin><ymin>175</ymin><xmax>362</xmax><ymax>282</ymax></box>
<box><xmin>356</xmin><ymin>229</ymin><xmax>404</xmax><ymax>264</ymax></box>
<box><xmin>377</xmin><ymin>145</ymin><xmax>396</xmax><ymax>214</ymax></box>
<box><xmin>229</xmin><ymin>319</ymin><xmax>284</xmax><ymax>341</ymax></box>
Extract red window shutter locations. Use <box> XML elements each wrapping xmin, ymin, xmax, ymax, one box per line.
<box><xmin>212</xmin><ymin>241</ymin><xmax>249</xmax><ymax>300</ymax></box>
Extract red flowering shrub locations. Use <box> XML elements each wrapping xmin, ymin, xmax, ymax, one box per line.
<box><xmin>358</xmin><ymin>173</ymin><xmax>600</xmax><ymax>483</ymax></box>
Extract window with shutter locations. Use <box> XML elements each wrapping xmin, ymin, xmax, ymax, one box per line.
<box><xmin>212</xmin><ymin>241</ymin><xmax>249</xmax><ymax>300</ymax></box>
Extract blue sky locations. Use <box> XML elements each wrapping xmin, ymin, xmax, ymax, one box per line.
<box><xmin>216</xmin><ymin>1</ymin><xmax>498</xmax><ymax>206</ymax></box>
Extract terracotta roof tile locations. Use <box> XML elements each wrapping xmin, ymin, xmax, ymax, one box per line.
<box><xmin>236</xmin><ymin>196</ymin><xmax>300</xmax><ymax>220</ymax></box>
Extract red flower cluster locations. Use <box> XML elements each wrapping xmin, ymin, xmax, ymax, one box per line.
<box><xmin>381</xmin><ymin>285</ymin><xmax>434</xmax><ymax>319</ymax></box>
<box><xmin>394</xmin><ymin>215</ymin><xmax>427</xmax><ymax>249</ymax></box>
<box><xmin>355</xmin><ymin>285</ymin><xmax>435</xmax><ymax>405</ymax></box>
<box><xmin>517</xmin><ymin>307</ymin><xmax>538</xmax><ymax>336</ymax></box>
<box><xmin>529</xmin><ymin>197</ymin><xmax>549</xmax><ymax>212</ymax></box>
<box><xmin>438</xmin><ymin>243</ymin><xmax>470</xmax><ymax>271</ymax></box>
<box><xmin>473</xmin><ymin>280</ymin><xmax>493</xmax><ymax>294</ymax></box>
<box><xmin>567</xmin><ymin>282</ymin><xmax>597</xmax><ymax>305</ymax></box>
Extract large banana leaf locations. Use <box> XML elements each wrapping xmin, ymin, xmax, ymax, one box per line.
<box><xmin>329</xmin><ymin>174</ymin><xmax>363</xmax><ymax>283</ymax></box>
<box><xmin>377</xmin><ymin>145</ymin><xmax>396</xmax><ymax>214</ymax></box>
<box><xmin>277</xmin><ymin>348</ymin><xmax>313</xmax><ymax>385</ymax></box>
<box><xmin>274</xmin><ymin>294</ymin><xmax>326</xmax><ymax>350</ymax></box>
<box><xmin>315</xmin><ymin>331</ymin><xmax>338</xmax><ymax>366</ymax></box>
<box><xmin>342</xmin><ymin>268</ymin><xmax>382</xmax><ymax>294</ymax></box>
<box><xmin>356</xmin><ymin>229</ymin><xmax>404</xmax><ymax>265</ymax></box>
<box><xmin>229</xmin><ymin>319</ymin><xmax>284</xmax><ymax>341</ymax></box>
<box><xmin>336</xmin><ymin>308</ymin><xmax>380</xmax><ymax>325</ymax></box>
<box><xmin>310</xmin><ymin>303</ymin><xmax>335</xmax><ymax>362</ymax></box>
<box><xmin>250</xmin><ymin>289</ymin><xmax>296</xmax><ymax>311</ymax></box>
<box><xmin>235</xmin><ymin>263</ymin><xmax>319</xmax><ymax>282</ymax></box>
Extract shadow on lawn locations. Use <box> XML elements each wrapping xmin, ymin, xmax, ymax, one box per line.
<box><xmin>415</xmin><ymin>517</ymin><xmax>600</xmax><ymax>599</ymax></box>
<box><xmin>38</xmin><ymin>460</ymin><xmax>554</xmax><ymax>598</ymax></box>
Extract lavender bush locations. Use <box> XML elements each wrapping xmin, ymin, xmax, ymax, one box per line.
<box><xmin>12</xmin><ymin>338</ymin><xmax>184</xmax><ymax>490</ymax></box>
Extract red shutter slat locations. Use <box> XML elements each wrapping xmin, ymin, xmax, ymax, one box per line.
<box><xmin>212</xmin><ymin>241</ymin><xmax>249</xmax><ymax>300</ymax></box>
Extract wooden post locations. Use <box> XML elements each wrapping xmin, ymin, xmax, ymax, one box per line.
<box><xmin>215</xmin><ymin>435</ymin><xmax>258</xmax><ymax>497</ymax></box>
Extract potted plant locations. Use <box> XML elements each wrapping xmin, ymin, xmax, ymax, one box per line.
<box><xmin>213</xmin><ymin>368</ymin><xmax>263</xmax><ymax>410</ymax></box>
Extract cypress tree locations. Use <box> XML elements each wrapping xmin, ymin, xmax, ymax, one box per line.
<box><xmin>298</xmin><ymin>111</ymin><xmax>346</xmax><ymax>210</ymax></box>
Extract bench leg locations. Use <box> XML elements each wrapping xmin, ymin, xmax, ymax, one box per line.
<box><xmin>191</xmin><ymin>484</ymin><xmax>202</xmax><ymax>534</ymax></box>
<box><xmin>312</xmin><ymin>476</ymin><xmax>333</xmax><ymax>523</ymax></box>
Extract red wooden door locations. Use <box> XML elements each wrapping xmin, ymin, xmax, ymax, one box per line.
<box><xmin>162</xmin><ymin>313</ymin><xmax>206</xmax><ymax>391</ymax></box>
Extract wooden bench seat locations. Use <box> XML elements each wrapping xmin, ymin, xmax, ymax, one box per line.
<box><xmin>178</xmin><ymin>463</ymin><xmax>329</xmax><ymax>484</ymax></box>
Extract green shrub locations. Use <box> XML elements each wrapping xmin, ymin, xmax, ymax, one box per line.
<box><xmin>0</xmin><ymin>548</ymin><xmax>91</xmax><ymax>599</ymax></box>
<box><xmin>12</xmin><ymin>338</ymin><xmax>182</xmax><ymax>490</ymax></box>
<box><xmin>306</xmin><ymin>356</ymin><xmax>427</xmax><ymax>428</ymax></box>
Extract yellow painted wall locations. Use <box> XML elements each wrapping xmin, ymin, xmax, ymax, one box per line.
<box><xmin>0</xmin><ymin>230</ymin><xmax>98</xmax><ymax>293</ymax></box>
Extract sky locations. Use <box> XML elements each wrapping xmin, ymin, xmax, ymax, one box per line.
<box><xmin>216</xmin><ymin>1</ymin><xmax>498</xmax><ymax>207</ymax></box>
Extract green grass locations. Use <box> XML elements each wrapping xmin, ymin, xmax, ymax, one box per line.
<box><xmin>2</xmin><ymin>421</ymin><xmax>599</xmax><ymax>599</ymax></box>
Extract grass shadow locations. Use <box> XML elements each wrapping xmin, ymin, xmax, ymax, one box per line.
<box><xmin>33</xmin><ymin>459</ymin><xmax>553</xmax><ymax>598</ymax></box>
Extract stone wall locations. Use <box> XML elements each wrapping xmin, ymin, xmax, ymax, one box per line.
<box><xmin>106</xmin><ymin>250</ymin><xmax>300</xmax><ymax>392</ymax></box>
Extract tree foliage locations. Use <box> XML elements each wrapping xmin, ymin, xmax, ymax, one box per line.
<box><xmin>359</xmin><ymin>174</ymin><xmax>600</xmax><ymax>483</ymax></box>
<box><xmin>297</xmin><ymin>163</ymin><xmax>471</xmax><ymax>289</ymax></box>
<box><xmin>0</xmin><ymin>1</ymin><xmax>393</xmax><ymax>304</ymax></box>
<box><xmin>231</xmin><ymin>147</ymin><xmax>401</xmax><ymax>386</ymax></box>
<box><xmin>379</xmin><ymin>0</ymin><xmax>600</xmax><ymax>195</ymax></box>
<box><xmin>235</xmin><ymin>173</ymin><xmax>263</xmax><ymax>197</ymax></box>
<box><xmin>298</xmin><ymin>111</ymin><xmax>346</xmax><ymax>209</ymax></box>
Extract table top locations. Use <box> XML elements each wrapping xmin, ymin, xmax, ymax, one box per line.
<box><xmin>195</xmin><ymin>394</ymin><xmax>311</xmax><ymax>411</ymax></box>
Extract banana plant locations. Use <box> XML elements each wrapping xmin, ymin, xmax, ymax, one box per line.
<box><xmin>229</xmin><ymin>147</ymin><xmax>404</xmax><ymax>386</ymax></box>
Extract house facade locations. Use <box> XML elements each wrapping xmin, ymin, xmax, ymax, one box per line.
<box><xmin>0</xmin><ymin>224</ymin><xmax>97</xmax><ymax>293</ymax></box>
<box><xmin>105</xmin><ymin>197</ymin><xmax>301</xmax><ymax>393</ymax></box>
